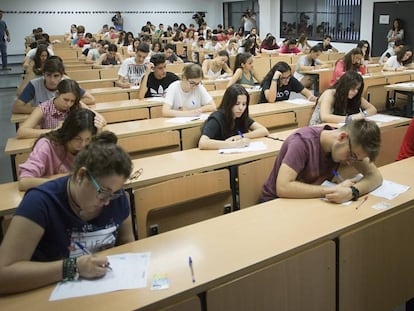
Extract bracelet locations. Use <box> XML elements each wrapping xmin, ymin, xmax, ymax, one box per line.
<box><xmin>350</xmin><ymin>186</ymin><xmax>360</xmax><ymax>201</ymax></box>
<box><xmin>272</xmin><ymin>78</ymin><xmax>279</xmax><ymax>81</ymax></box>
<box><xmin>62</xmin><ymin>257</ymin><xmax>79</xmax><ymax>281</ymax></box>
<box><xmin>345</xmin><ymin>115</ymin><xmax>353</xmax><ymax>123</ymax></box>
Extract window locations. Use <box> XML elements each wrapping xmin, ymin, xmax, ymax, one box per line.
<box><xmin>223</xmin><ymin>1</ymin><xmax>260</xmax><ymax>34</ymax></box>
<box><xmin>281</xmin><ymin>0</ymin><xmax>361</xmax><ymax>42</ymax></box>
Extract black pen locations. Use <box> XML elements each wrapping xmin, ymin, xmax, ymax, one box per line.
<box><xmin>189</xmin><ymin>256</ymin><xmax>195</xmax><ymax>283</ymax></box>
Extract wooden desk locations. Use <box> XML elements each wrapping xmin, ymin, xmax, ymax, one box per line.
<box><xmin>385</xmin><ymin>82</ymin><xmax>414</xmax><ymax>117</ymax></box>
<box><xmin>3</xmin><ymin>158</ymin><xmax>414</xmax><ymax>311</ymax></box>
<box><xmin>209</xmin><ymin>88</ymin><xmax>261</xmax><ymax>106</ymax></box>
<box><xmin>300</xmin><ymin>68</ymin><xmax>333</xmax><ymax>96</ymax></box>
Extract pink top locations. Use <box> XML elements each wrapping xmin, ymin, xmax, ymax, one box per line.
<box><xmin>280</xmin><ymin>45</ymin><xmax>301</xmax><ymax>54</ymax></box>
<box><xmin>19</xmin><ymin>137</ymin><xmax>74</xmax><ymax>178</ymax></box>
<box><xmin>330</xmin><ymin>60</ymin><xmax>364</xmax><ymax>86</ymax></box>
<box><xmin>39</xmin><ymin>98</ymin><xmax>69</xmax><ymax>129</ymax></box>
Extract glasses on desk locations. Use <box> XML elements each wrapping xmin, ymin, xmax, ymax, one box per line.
<box><xmin>128</xmin><ymin>168</ymin><xmax>143</xmax><ymax>181</ymax></box>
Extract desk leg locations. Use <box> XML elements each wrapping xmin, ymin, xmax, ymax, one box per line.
<box><xmin>10</xmin><ymin>155</ymin><xmax>17</xmax><ymax>181</ymax></box>
<box><xmin>313</xmin><ymin>75</ymin><xmax>320</xmax><ymax>97</ymax></box>
<box><xmin>406</xmin><ymin>91</ymin><xmax>413</xmax><ymax>117</ymax></box>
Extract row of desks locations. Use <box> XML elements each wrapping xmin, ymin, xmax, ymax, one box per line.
<box><xmin>1</xmin><ymin>115</ymin><xmax>411</xmax><ymax>237</ymax></box>
<box><xmin>2</xmin><ymin>157</ymin><xmax>414</xmax><ymax>311</ymax></box>
<box><xmin>5</xmin><ymin>100</ymin><xmax>314</xmax><ymax>181</ymax></box>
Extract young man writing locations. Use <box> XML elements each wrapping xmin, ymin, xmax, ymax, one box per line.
<box><xmin>261</xmin><ymin>119</ymin><xmax>383</xmax><ymax>203</ymax></box>
<box><xmin>116</xmin><ymin>42</ymin><xmax>150</xmax><ymax>88</ymax></box>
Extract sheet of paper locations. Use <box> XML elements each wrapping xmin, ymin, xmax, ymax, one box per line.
<box><xmin>145</xmin><ymin>97</ymin><xmax>165</xmax><ymax>102</ymax></box>
<box><xmin>130</xmin><ymin>85</ymin><xmax>140</xmax><ymax>90</ymax></box>
<box><xmin>49</xmin><ymin>252</ymin><xmax>151</xmax><ymax>301</ymax></box>
<box><xmin>165</xmin><ymin>114</ymin><xmax>209</xmax><ymax>124</ymax></box>
<box><xmin>321</xmin><ymin>180</ymin><xmax>352</xmax><ymax>206</ymax></box>
<box><xmin>286</xmin><ymin>98</ymin><xmax>314</xmax><ymax>105</ymax></box>
<box><xmin>370</xmin><ymin>180</ymin><xmax>410</xmax><ymax>200</ymax></box>
<box><xmin>218</xmin><ymin>141</ymin><xmax>267</xmax><ymax>154</ymax></box>
<box><xmin>366</xmin><ymin>114</ymin><xmax>401</xmax><ymax>123</ymax></box>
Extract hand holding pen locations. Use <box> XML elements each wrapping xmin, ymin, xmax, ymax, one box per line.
<box><xmin>74</xmin><ymin>242</ymin><xmax>112</xmax><ymax>278</ymax></box>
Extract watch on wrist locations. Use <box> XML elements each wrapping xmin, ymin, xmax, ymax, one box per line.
<box><xmin>350</xmin><ymin>186</ymin><xmax>360</xmax><ymax>201</ymax></box>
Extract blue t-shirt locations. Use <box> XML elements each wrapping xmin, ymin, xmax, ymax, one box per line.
<box><xmin>14</xmin><ymin>176</ymin><xmax>130</xmax><ymax>261</ymax></box>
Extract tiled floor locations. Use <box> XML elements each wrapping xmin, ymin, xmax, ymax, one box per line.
<box><xmin>0</xmin><ymin>55</ymin><xmax>25</xmax><ymax>183</ymax></box>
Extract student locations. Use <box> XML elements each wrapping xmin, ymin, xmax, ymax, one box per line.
<box><xmin>379</xmin><ymin>39</ymin><xmax>405</xmax><ymax>64</ymax></box>
<box><xmin>85</xmin><ymin>40</ymin><xmax>108</xmax><ymax>64</ymax></box>
<box><xmin>17</xmin><ymin>44</ymin><xmax>50</xmax><ymax>96</ymax></box>
<box><xmin>16</xmin><ymin>79</ymin><xmax>106</xmax><ymax>139</ymax></box>
<box><xmin>18</xmin><ymin>109</ymin><xmax>98</xmax><ymax>191</ymax></box>
<box><xmin>0</xmin><ymin>130</ymin><xmax>134</xmax><ymax>294</ymax></box>
<box><xmin>260</xmin><ymin>119</ymin><xmax>383</xmax><ymax>203</ymax></box>
<box><xmin>309</xmin><ymin>71</ymin><xmax>377</xmax><ymax>125</ymax></box>
<box><xmin>12</xmin><ymin>57</ymin><xmax>95</xmax><ymax>114</ymax></box>
<box><xmin>162</xmin><ymin>63</ymin><xmax>216</xmax><ymax>117</ymax></box>
<box><xmin>356</xmin><ymin>40</ymin><xmax>372</xmax><ymax>64</ymax></box>
<box><xmin>296</xmin><ymin>33</ymin><xmax>312</xmax><ymax>53</ymax></box>
<box><xmin>202</xmin><ymin>50</ymin><xmax>233</xmax><ymax>79</ymax></box>
<box><xmin>294</xmin><ymin>45</ymin><xmax>328</xmax><ymax>89</ymax></box>
<box><xmin>116</xmin><ymin>42</ymin><xmax>150</xmax><ymax>88</ymax></box>
<box><xmin>259</xmin><ymin>35</ymin><xmax>280</xmax><ymax>54</ymax></box>
<box><xmin>164</xmin><ymin>43</ymin><xmax>183</xmax><ymax>64</ymax></box>
<box><xmin>93</xmin><ymin>43</ymin><xmax>123</xmax><ymax>69</ymax></box>
<box><xmin>316</xmin><ymin>35</ymin><xmax>339</xmax><ymax>53</ymax></box>
<box><xmin>279</xmin><ymin>38</ymin><xmax>301</xmax><ymax>54</ymax></box>
<box><xmin>137</xmin><ymin>53</ymin><xmax>179</xmax><ymax>99</ymax></box>
<box><xmin>382</xmin><ymin>45</ymin><xmax>413</xmax><ymax>71</ymax></box>
<box><xmin>227</xmin><ymin>52</ymin><xmax>260</xmax><ymax>88</ymax></box>
<box><xmin>329</xmin><ymin>48</ymin><xmax>364</xmax><ymax>86</ymax></box>
<box><xmin>396</xmin><ymin>118</ymin><xmax>414</xmax><ymax>161</ymax></box>
<box><xmin>260</xmin><ymin>61</ymin><xmax>316</xmax><ymax>103</ymax></box>
<box><xmin>199</xmin><ymin>84</ymin><xmax>268</xmax><ymax>149</ymax></box>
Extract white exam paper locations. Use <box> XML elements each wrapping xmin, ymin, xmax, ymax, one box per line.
<box><xmin>219</xmin><ymin>141</ymin><xmax>267</xmax><ymax>154</ymax></box>
<box><xmin>166</xmin><ymin>114</ymin><xmax>209</xmax><ymax>124</ymax></box>
<box><xmin>49</xmin><ymin>252</ymin><xmax>151</xmax><ymax>301</ymax></box>
<box><xmin>370</xmin><ymin>180</ymin><xmax>410</xmax><ymax>200</ymax></box>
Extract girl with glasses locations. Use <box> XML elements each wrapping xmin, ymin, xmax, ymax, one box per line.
<box><xmin>260</xmin><ymin>61</ymin><xmax>316</xmax><ymax>103</ymax></box>
<box><xmin>162</xmin><ymin>63</ymin><xmax>216</xmax><ymax>117</ymax></box>
<box><xmin>0</xmin><ymin>130</ymin><xmax>134</xmax><ymax>294</ymax></box>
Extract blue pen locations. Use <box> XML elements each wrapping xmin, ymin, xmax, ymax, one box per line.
<box><xmin>192</xmin><ymin>100</ymin><xmax>196</xmax><ymax>106</ymax></box>
<box><xmin>237</xmin><ymin>130</ymin><xmax>244</xmax><ymax>138</ymax></box>
<box><xmin>75</xmin><ymin>242</ymin><xmax>112</xmax><ymax>270</ymax></box>
<box><xmin>74</xmin><ymin>241</ymin><xmax>92</xmax><ymax>255</ymax></box>
<box><xmin>332</xmin><ymin>170</ymin><xmax>344</xmax><ymax>182</ymax></box>
<box><xmin>189</xmin><ymin>256</ymin><xmax>195</xmax><ymax>283</ymax></box>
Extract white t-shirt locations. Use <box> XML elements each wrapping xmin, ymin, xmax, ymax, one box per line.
<box><xmin>385</xmin><ymin>55</ymin><xmax>402</xmax><ymax>70</ymax></box>
<box><xmin>164</xmin><ymin>80</ymin><xmax>213</xmax><ymax>110</ymax></box>
<box><xmin>294</xmin><ymin>55</ymin><xmax>322</xmax><ymax>81</ymax></box>
<box><xmin>117</xmin><ymin>56</ymin><xmax>150</xmax><ymax>84</ymax></box>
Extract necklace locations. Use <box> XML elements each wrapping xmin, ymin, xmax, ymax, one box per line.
<box><xmin>67</xmin><ymin>179</ymin><xmax>84</xmax><ymax>217</ymax></box>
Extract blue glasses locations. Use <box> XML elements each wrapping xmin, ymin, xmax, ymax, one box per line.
<box><xmin>88</xmin><ymin>172</ymin><xmax>123</xmax><ymax>201</ymax></box>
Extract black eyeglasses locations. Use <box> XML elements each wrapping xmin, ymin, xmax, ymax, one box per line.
<box><xmin>280</xmin><ymin>75</ymin><xmax>291</xmax><ymax>81</ymax></box>
<box><xmin>88</xmin><ymin>172</ymin><xmax>123</xmax><ymax>201</ymax></box>
<box><xmin>347</xmin><ymin>137</ymin><xmax>359</xmax><ymax>161</ymax></box>
<box><xmin>188</xmin><ymin>80</ymin><xmax>202</xmax><ymax>86</ymax></box>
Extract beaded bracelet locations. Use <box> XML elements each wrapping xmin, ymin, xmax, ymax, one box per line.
<box><xmin>62</xmin><ymin>257</ymin><xmax>79</xmax><ymax>281</ymax></box>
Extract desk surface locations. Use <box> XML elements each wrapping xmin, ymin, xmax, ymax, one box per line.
<box><xmin>5</xmin><ymin>101</ymin><xmax>313</xmax><ymax>155</ymax></box>
<box><xmin>2</xmin><ymin>157</ymin><xmax>413</xmax><ymax>311</ymax></box>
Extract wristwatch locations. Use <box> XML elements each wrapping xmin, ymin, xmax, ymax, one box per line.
<box><xmin>350</xmin><ymin>186</ymin><xmax>360</xmax><ymax>201</ymax></box>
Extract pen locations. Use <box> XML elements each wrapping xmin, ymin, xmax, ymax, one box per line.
<box><xmin>332</xmin><ymin>170</ymin><xmax>344</xmax><ymax>182</ymax></box>
<box><xmin>188</xmin><ymin>256</ymin><xmax>195</xmax><ymax>283</ymax></box>
<box><xmin>75</xmin><ymin>242</ymin><xmax>112</xmax><ymax>270</ymax></box>
<box><xmin>266</xmin><ymin>136</ymin><xmax>284</xmax><ymax>142</ymax></box>
<box><xmin>237</xmin><ymin>130</ymin><xmax>244</xmax><ymax>138</ymax></box>
<box><xmin>355</xmin><ymin>196</ymin><xmax>368</xmax><ymax>210</ymax></box>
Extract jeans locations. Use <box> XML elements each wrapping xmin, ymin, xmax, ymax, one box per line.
<box><xmin>0</xmin><ymin>40</ymin><xmax>7</xmax><ymax>68</ymax></box>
